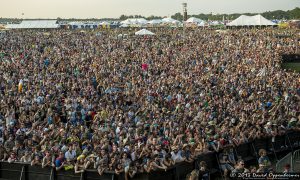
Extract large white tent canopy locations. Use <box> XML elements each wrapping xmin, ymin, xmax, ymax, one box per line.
<box><xmin>197</xmin><ymin>21</ymin><xmax>206</xmax><ymax>27</ymax></box>
<box><xmin>162</xmin><ymin>17</ymin><xmax>177</xmax><ymax>23</ymax></box>
<box><xmin>186</xmin><ymin>17</ymin><xmax>203</xmax><ymax>23</ymax></box>
<box><xmin>147</xmin><ymin>19</ymin><xmax>162</xmax><ymax>25</ymax></box>
<box><xmin>120</xmin><ymin>17</ymin><xmax>183</xmax><ymax>27</ymax></box>
<box><xmin>6</xmin><ymin>20</ymin><xmax>59</xmax><ymax>29</ymax></box>
<box><xmin>228</xmin><ymin>15</ymin><xmax>276</xmax><ymax>26</ymax></box>
<box><xmin>135</xmin><ymin>29</ymin><xmax>155</xmax><ymax>35</ymax></box>
<box><xmin>121</xmin><ymin>18</ymin><xmax>148</xmax><ymax>25</ymax></box>
<box><xmin>100</xmin><ymin>21</ymin><xmax>110</xmax><ymax>25</ymax></box>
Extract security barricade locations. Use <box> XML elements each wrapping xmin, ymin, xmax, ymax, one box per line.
<box><xmin>286</xmin><ymin>131</ymin><xmax>300</xmax><ymax>150</ymax></box>
<box><xmin>0</xmin><ymin>132</ymin><xmax>299</xmax><ymax>180</ymax></box>
<box><xmin>235</xmin><ymin>142</ymin><xmax>256</xmax><ymax>163</ymax></box>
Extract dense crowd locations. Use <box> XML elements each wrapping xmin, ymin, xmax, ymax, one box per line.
<box><xmin>0</xmin><ymin>28</ymin><xmax>299</xmax><ymax>179</ymax></box>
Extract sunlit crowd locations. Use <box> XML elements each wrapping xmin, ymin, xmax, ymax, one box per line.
<box><xmin>0</xmin><ymin>28</ymin><xmax>299</xmax><ymax>179</ymax></box>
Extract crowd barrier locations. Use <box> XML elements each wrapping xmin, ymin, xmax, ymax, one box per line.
<box><xmin>281</xmin><ymin>54</ymin><xmax>300</xmax><ymax>63</ymax></box>
<box><xmin>0</xmin><ymin>131</ymin><xmax>299</xmax><ymax>180</ymax></box>
<box><xmin>276</xmin><ymin>152</ymin><xmax>293</xmax><ymax>172</ymax></box>
<box><xmin>292</xmin><ymin>149</ymin><xmax>300</xmax><ymax>172</ymax></box>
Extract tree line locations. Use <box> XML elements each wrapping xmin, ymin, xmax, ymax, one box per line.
<box><xmin>0</xmin><ymin>7</ymin><xmax>299</xmax><ymax>23</ymax></box>
<box><xmin>119</xmin><ymin>7</ymin><xmax>300</xmax><ymax>21</ymax></box>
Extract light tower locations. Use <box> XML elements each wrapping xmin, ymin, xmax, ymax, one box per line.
<box><xmin>182</xmin><ymin>3</ymin><xmax>187</xmax><ymax>21</ymax></box>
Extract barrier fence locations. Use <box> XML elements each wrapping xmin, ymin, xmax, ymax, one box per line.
<box><xmin>292</xmin><ymin>149</ymin><xmax>300</xmax><ymax>172</ymax></box>
<box><xmin>281</xmin><ymin>54</ymin><xmax>300</xmax><ymax>63</ymax></box>
<box><xmin>0</xmin><ymin>131</ymin><xmax>299</xmax><ymax>180</ymax></box>
<box><xmin>275</xmin><ymin>152</ymin><xmax>293</xmax><ymax>172</ymax></box>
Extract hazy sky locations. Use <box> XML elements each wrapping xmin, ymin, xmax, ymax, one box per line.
<box><xmin>0</xmin><ymin>0</ymin><xmax>299</xmax><ymax>19</ymax></box>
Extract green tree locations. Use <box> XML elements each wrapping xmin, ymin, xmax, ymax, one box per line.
<box><xmin>171</xmin><ymin>13</ymin><xmax>183</xmax><ymax>21</ymax></box>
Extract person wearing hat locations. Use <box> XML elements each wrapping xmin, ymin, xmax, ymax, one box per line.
<box><xmin>75</xmin><ymin>155</ymin><xmax>85</xmax><ymax>173</ymax></box>
<box><xmin>84</xmin><ymin>154</ymin><xmax>96</xmax><ymax>169</ymax></box>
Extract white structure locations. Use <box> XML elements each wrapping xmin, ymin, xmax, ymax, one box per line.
<box><xmin>197</xmin><ymin>21</ymin><xmax>206</xmax><ymax>27</ymax></box>
<box><xmin>100</xmin><ymin>21</ymin><xmax>110</xmax><ymax>25</ymax></box>
<box><xmin>228</xmin><ymin>15</ymin><xmax>276</xmax><ymax>26</ymax></box>
<box><xmin>6</xmin><ymin>20</ymin><xmax>59</xmax><ymax>29</ymax></box>
<box><xmin>121</xmin><ymin>18</ymin><xmax>148</xmax><ymax>25</ymax></box>
<box><xmin>147</xmin><ymin>19</ymin><xmax>162</xmax><ymax>25</ymax></box>
<box><xmin>119</xmin><ymin>24</ymin><xmax>129</xmax><ymax>28</ymax></box>
<box><xmin>209</xmin><ymin>21</ymin><xmax>223</xmax><ymax>26</ymax></box>
<box><xmin>186</xmin><ymin>17</ymin><xmax>203</xmax><ymax>24</ymax></box>
<box><xmin>162</xmin><ymin>17</ymin><xmax>177</xmax><ymax>23</ymax></box>
<box><xmin>135</xmin><ymin>29</ymin><xmax>155</xmax><ymax>35</ymax></box>
<box><xmin>67</xmin><ymin>21</ymin><xmax>102</xmax><ymax>29</ymax></box>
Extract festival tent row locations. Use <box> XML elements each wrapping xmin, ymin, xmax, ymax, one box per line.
<box><xmin>148</xmin><ymin>19</ymin><xmax>162</xmax><ymax>25</ymax></box>
<box><xmin>120</xmin><ymin>17</ymin><xmax>183</xmax><ymax>27</ymax></box>
<box><xmin>121</xmin><ymin>18</ymin><xmax>148</xmax><ymax>25</ymax></box>
<box><xmin>6</xmin><ymin>20</ymin><xmax>59</xmax><ymax>29</ymax></box>
<box><xmin>227</xmin><ymin>15</ymin><xmax>276</xmax><ymax>26</ymax></box>
<box><xmin>120</xmin><ymin>17</ymin><xmax>222</xmax><ymax>27</ymax></box>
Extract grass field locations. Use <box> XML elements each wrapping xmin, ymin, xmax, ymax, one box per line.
<box><xmin>282</xmin><ymin>63</ymin><xmax>300</xmax><ymax>72</ymax></box>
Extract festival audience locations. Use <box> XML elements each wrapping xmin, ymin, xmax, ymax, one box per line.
<box><xmin>0</xmin><ymin>28</ymin><xmax>299</xmax><ymax>178</ymax></box>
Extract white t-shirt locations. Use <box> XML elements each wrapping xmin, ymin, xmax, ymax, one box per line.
<box><xmin>65</xmin><ymin>150</ymin><xmax>76</xmax><ymax>160</ymax></box>
<box><xmin>171</xmin><ymin>150</ymin><xmax>184</xmax><ymax>163</ymax></box>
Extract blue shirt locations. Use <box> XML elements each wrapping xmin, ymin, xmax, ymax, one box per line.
<box><xmin>55</xmin><ymin>158</ymin><xmax>64</xmax><ymax>167</ymax></box>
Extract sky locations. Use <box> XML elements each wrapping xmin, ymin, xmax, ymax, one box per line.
<box><xmin>0</xmin><ymin>0</ymin><xmax>299</xmax><ymax>19</ymax></box>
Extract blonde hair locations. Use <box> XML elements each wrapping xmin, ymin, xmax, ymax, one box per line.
<box><xmin>187</xmin><ymin>170</ymin><xmax>199</xmax><ymax>180</ymax></box>
<box><xmin>259</xmin><ymin>149</ymin><xmax>266</xmax><ymax>156</ymax></box>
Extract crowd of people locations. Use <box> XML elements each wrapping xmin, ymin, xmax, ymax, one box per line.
<box><xmin>0</xmin><ymin>27</ymin><xmax>299</xmax><ymax>179</ymax></box>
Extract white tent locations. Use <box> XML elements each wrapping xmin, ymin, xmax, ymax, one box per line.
<box><xmin>172</xmin><ymin>20</ymin><xmax>181</xmax><ymax>24</ymax></box>
<box><xmin>147</xmin><ymin>19</ymin><xmax>162</xmax><ymax>25</ymax></box>
<box><xmin>6</xmin><ymin>20</ymin><xmax>59</xmax><ymax>29</ymax></box>
<box><xmin>121</xmin><ymin>18</ymin><xmax>148</xmax><ymax>25</ymax></box>
<box><xmin>228</xmin><ymin>14</ymin><xmax>276</xmax><ymax>26</ymax></box>
<box><xmin>135</xmin><ymin>29</ymin><xmax>155</xmax><ymax>35</ymax></box>
<box><xmin>162</xmin><ymin>17</ymin><xmax>177</xmax><ymax>23</ymax></box>
<box><xmin>186</xmin><ymin>17</ymin><xmax>203</xmax><ymax>23</ymax></box>
<box><xmin>120</xmin><ymin>24</ymin><xmax>129</xmax><ymax>28</ymax></box>
<box><xmin>209</xmin><ymin>21</ymin><xmax>223</xmax><ymax>26</ymax></box>
<box><xmin>100</xmin><ymin>21</ymin><xmax>110</xmax><ymax>25</ymax></box>
<box><xmin>197</xmin><ymin>21</ymin><xmax>206</xmax><ymax>27</ymax></box>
